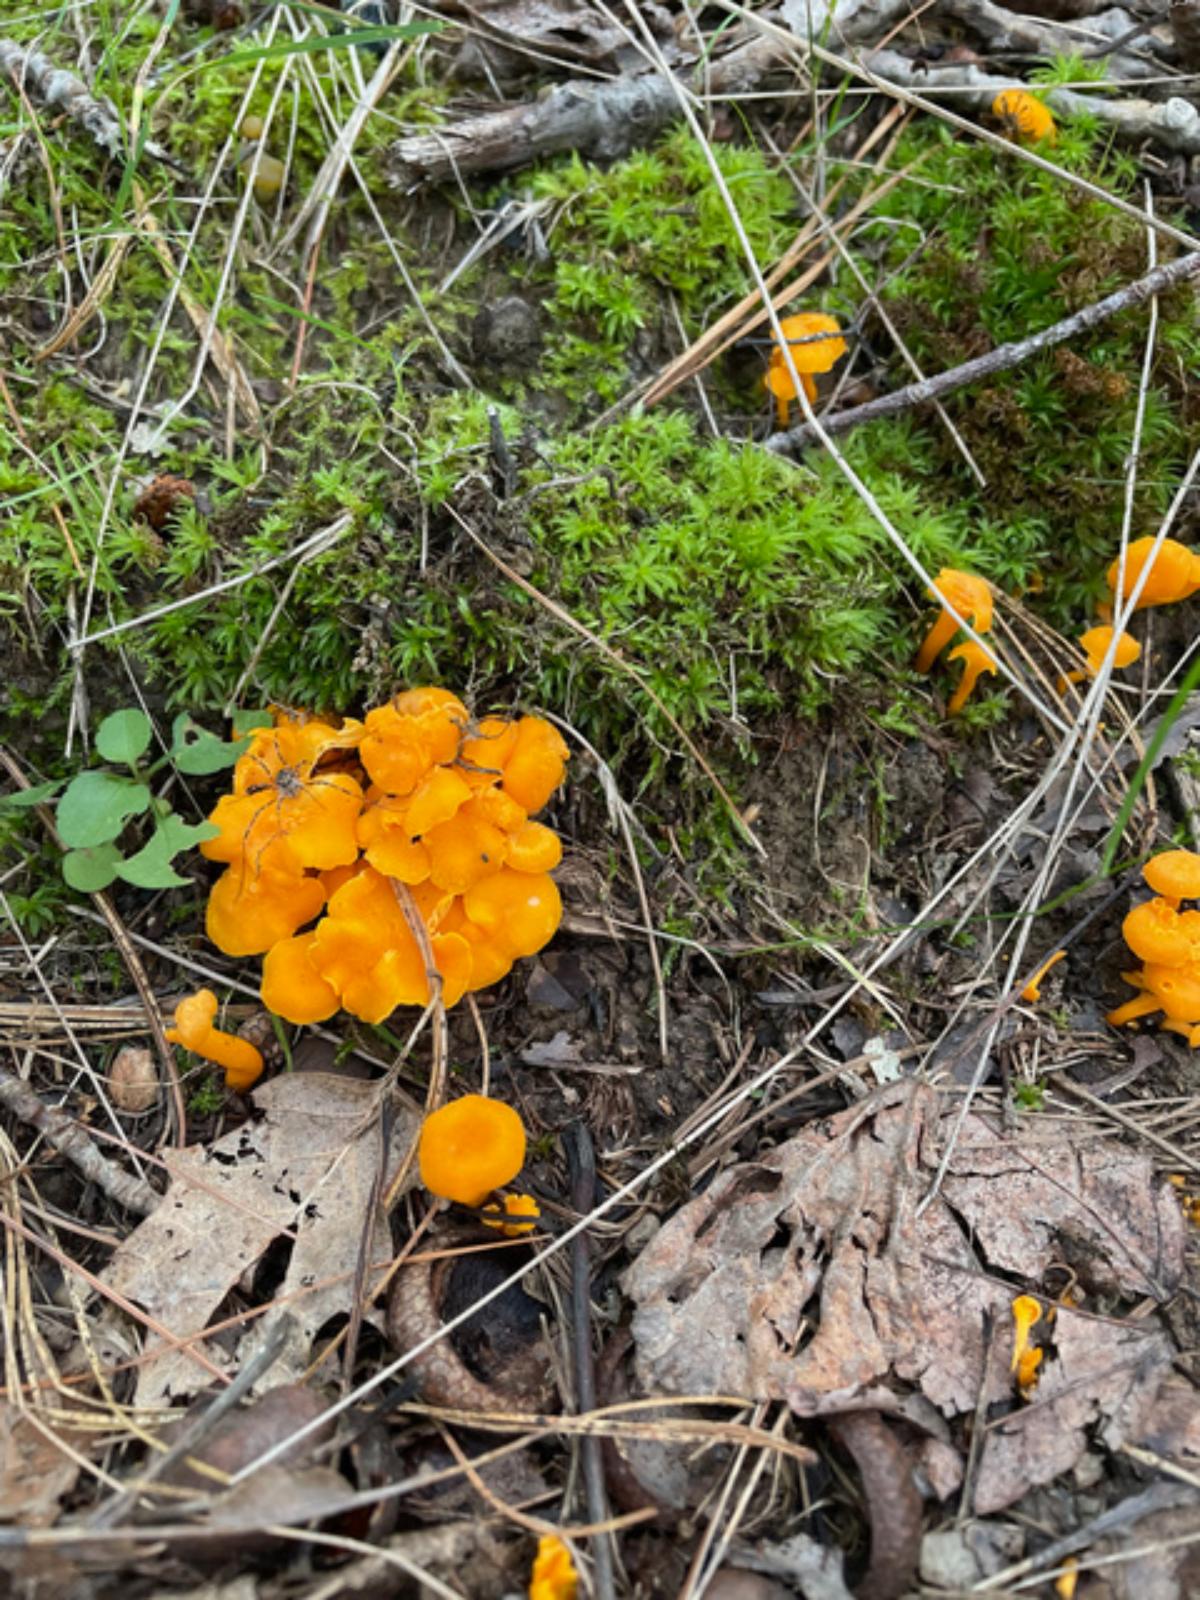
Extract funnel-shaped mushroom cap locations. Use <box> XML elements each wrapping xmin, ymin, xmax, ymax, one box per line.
<box><xmin>1122</xmin><ymin>899</ymin><xmax>1200</xmax><ymax>967</ymax></box>
<box><xmin>1143</xmin><ymin>850</ymin><xmax>1200</xmax><ymax>904</ymax></box>
<box><xmin>1107</xmin><ymin>537</ymin><xmax>1200</xmax><ymax>610</ymax></box>
<box><xmin>1142</xmin><ymin>960</ymin><xmax>1200</xmax><ymax>1022</ymax></box>
<box><xmin>1079</xmin><ymin>625</ymin><xmax>1140</xmax><ymax>675</ymax></box>
<box><xmin>418</xmin><ymin>1094</ymin><xmax>526</xmax><ymax>1206</ymax></box>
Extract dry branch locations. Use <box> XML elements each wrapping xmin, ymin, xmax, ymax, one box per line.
<box><xmin>938</xmin><ymin>0</ymin><xmax>1169</xmax><ymax>82</ymax></box>
<box><xmin>0</xmin><ymin>40</ymin><xmax>123</xmax><ymax>158</ymax></box>
<box><xmin>862</xmin><ymin>46</ymin><xmax>1200</xmax><ymax>153</ymax></box>
<box><xmin>767</xmin><ymin>248</ymin><xmax>1200</xmax><ymax>454</ymax></box>
<box><xmin>388</xmin><ymin>33</ymin><xmax>785</xmax><ymax>186</ymax></box>
<box><xmin>0</xmin><ymin>1067</ymin><xmax>159</xmax><ymax>1217</ymax></box>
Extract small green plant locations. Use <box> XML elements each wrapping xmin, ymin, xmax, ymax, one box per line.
<box><xmin>1014</xmin><ymin>1081</ymin><xmax>1046</xmax><ymax>1112</ymax></box>
<box><xmin>0</xmin><ymin>708</ymin><xmax>268</xmax><ymax>893</ymax></box>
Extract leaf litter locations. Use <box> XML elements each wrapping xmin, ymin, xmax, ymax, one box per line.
<box><xmin>99</xmin><ymin>1073</ymin><xmax>420</xmax><ymax>1407</ymax></box>
<box><xmin>623</xmin><ymin>1081</ymin><xmax>1194</xmax><ymax>1513</ymax></box>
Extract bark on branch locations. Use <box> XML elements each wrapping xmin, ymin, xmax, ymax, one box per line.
<box><xmin>767</xmin><ymin>250</ymin><xmax>1200</xmax><ymax>455</ymax></box>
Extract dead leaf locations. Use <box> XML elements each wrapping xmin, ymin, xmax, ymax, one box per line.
<box><xmin>623</xmin><ymin>1084</ymin><xmax>1189</xmax><ymax>1511</ymax></box>
<box><xmin>100</xmin><ymin>1074</ymin><xmax>419</xmax><ymax>1407</ymax></box>
<box><xmin>0</xmin><ymin>1401</ymin><xmax>80</xmax><ymax>1525</ymax></box>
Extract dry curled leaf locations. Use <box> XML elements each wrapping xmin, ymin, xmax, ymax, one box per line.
<box><xmin>0</xmin><ymin>1401</ymin><xmax>80</xmax><ymax>1525</ymax></box>
<box><xmin>101</xmin><ymin>1073</ymin><xmax>420</xmax><ymax>1406</ymax></box>
<box><xmin>623</xmin><ymin>1083</ymin><xmax>1188</xmax><ymax>1511</ymax></box>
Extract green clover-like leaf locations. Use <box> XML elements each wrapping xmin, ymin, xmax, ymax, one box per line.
<box><xmin>170</xmin><ymin>713</ymin><xmax>254</xmax><ymax>776</ymax></box>
<box><xmin>56</xmin><ymin>771</ymin><xmax>152</xmax><ymax>848</ymax></box>
<box><xmin>62</xmin><ymin>844</ymin><xmax>122</xmax><ymax>893</ymax></box>
<box><xmin>96</xmin><ymin>708</ymin><xmax>153</xmax><ymax>766</ymax></box>
<box><xmin>116</xmin><ymin>816</ymin><xmax>218</xmax><ymax>889</ymax></box>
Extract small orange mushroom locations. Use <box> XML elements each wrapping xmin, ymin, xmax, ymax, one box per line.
<box><xmin>763</xmin><ymin>312</ymin><xmax>848</xmax><ymax>427</ymax></box>
<box><xmin>418</xmin><ymin>1094</ymin><xmax>526</xmax><ymax>1207</ymax></box>
<box><xmin>1143</xmin><ymin>849</ymin><xmax>1200</xmax><ymax>907</ymax></box>
<box><xmin>1021</xmin><ymin>949</ymin><xmax>1066</xmax><ymax>1003</ymax></box>
<box><xmin>915</xmin><ymin>569</ymin><xmax>994</xmax><ymax>674</ymax></box>
<box><xmin>529</xmin><ymin>1534</ymin><xmax>578</xmax><ymax>1600</ymax></box>
<box><xmin>166</xmin><ymin>988</ymin><xmax>264</xmax><ymax>1093</ymax></box>
<box><xmin>501</xmin><ymin>718</ymin><xmax>570</xmax><ymax>813</ymax></box>
<box><xmin>1107</xmin><ymin>537</ymin><xmax>1200</xmax><ymax>611</ymax></box>
<box><xmin>992</xmin><ymin>89</ymin><xmax>1056</xmax><ymax>145</ymax></box>
<box><xmin>946</xmin><ymin>639</ymin><xmax>999</xmax><ymax>715</ymax></box>
<box><xmin>483</xmin><ymin>1192</ymin><xmax>541</xmax><ymax>1236</ymax></box>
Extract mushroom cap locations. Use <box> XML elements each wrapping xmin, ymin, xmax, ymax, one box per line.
<box><xmin>418</xmin><ymin>1094</ymin><xmax>526</xmax><ymax>1206</ymax></box>
<box><xmin>424</xmin><ymin>801</ymin><xmax>511</xmax><ymax>895</ymax></box>
<box><xmin>501</xmin><ymin>717</ymin><xmax>570</xmax><ymax>813</ymax></box>
<box><xmin>464</xmin><ymin>868</ymin><xmax>563</xmax><ymax>960</ymax></box>
<box><xmin>460</xmin><ymin>717</ymin><xmax>520</xmax><ymax>786</ymax></box>
<box><xmin>1079</xmin><ymin>625</ymin><xmax>1140</xmax><ymax>674</ymax></box>
<box><xmin>992</xmin><ymin>89</ymin><xmax>1056</xmax><ymax>144</ymax></box>
<box><xmin>772</xmin><ymin>313</ymin><xmax>847</xmax><ymax>376</ymax></box>
<box><xmin>206</xmin><ymin>864</ymin><xmax>326</xmax><ymax>958</ymax></box>
<box><xmin>1142</xmin><ymin>960</ymin><xmax>1200</xmax><ymax>1022</ymax></box>
<box><xmin>356</xmin><ymin>799</ymin><xmax>432</xmax><ymax>883</ymax></box>
<box><xmin>530</xmin><ymin>1535</ymin><xmax>578</xmax><ymax>1600</ymax></box>
<box><xmin>261</xmin><ymin>932</ymin><xmax>341</xmax><ymax>1024</ymax></box>
<box><xmin>946</xmin><ymin>638</ymin><xmax>998</xmax><ymax>715</ymax></box>
<box><xmin>931</xmin><ymin>569</ymin><xmax>994</xmax><ymax>632</ymax></box>
<box><xmin>1143</xmin><ymin>850</ymin><xmax>1200</xmax><ymax>903</ymax></box>
<box><xmin>167</xmin><ymin>988</ymin><xmax>219</xmax><ymax>1045</ymax></box>
<box><xmin>359</xmin><ymin>689</ymin><xmax>469</xmax><ymax>796</ymax></box>
<box><xmin>1122</xmin><ymin>898</ymin><xmax>1200</xmax><ymax>967</ymax></box>
<box><xmin>1106</xmin><ymin>537</ymin><xmax>1200</xmax><ymax>609</ymax></box>
<box><xmin>507</xmin><ymin>820</ymin><xmax>563</xmax><ymax>875</ymax></box>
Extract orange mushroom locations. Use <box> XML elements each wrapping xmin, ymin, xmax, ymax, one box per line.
<box><xmin>359</xmin><ymin>688</ymin><xmax>468</xmax><ymax>795</ymax></box>
<box><xmin>204</xmin><ymin>714</ymin><xmax>364</xmax><ymax>871</ymax></box>
<box><xmin>529</xmin><ymin>1535</ymin><xmax>578</xmax><ymax>1600</ymax></box>
<box><xmin>165</xmin><ymin>988</ymin><xmax>264</xmax><ymax>1093</ymax></box>
<box><xmin>206</xmin><ymin>863</ymin><xmax>326</xmax><ymax>958</ymax></box>
<box><xmin>483</xmin><ymin>1192</ymin><xmax>541</xmax><ymax>1236</ymax></box>
<box><xmin>1143</xmin><ymin>849</ymin><xmax>1200</xmax><ymax>907</ymax></box>
<box><xmin>992</xmin><ymin>89</ymin><xmax>1056</xmax><ymax>145</ymax></box>
<box><xmin>312</xmin><ymin>867</ymin><xmax>470</xmax><ymax>1022</ymax></box>
<box><xmin>946</xmin><ymin>639</ymin><xmax>999</xmax><ymax>715</ymax></box>
<box><xmin>418</xmin><ymin>1094</ymin><xmax>526</xmax><ymax>1207</ymax></box>
<box><xmin>501</xmin><ymin>718</ymin><xmax>570</xmax><ymax>813</ymax></box>
<box><xmin>1021</xmin><ymin>949</ymin><xmax>1065</xmax><ymax>1003</ymax></box>
<box><xmin>261</xmin><ymin>931</ymin><xmax>341</xmax><ymax>1024</ymax></box>
<box><xmin>1107</xmin><ymin>537</ymin><xmax>1200</xmax><ymax>611</ymax></box>
<box><xmin>763</xmin><ymin>312</ymin><xmax>847</xmax><ymax>427</ymax></box>
<box><xmin>915</xmin><ymin>569</ymin><xmax>994</xmax><ymax>674</ymax></box>
<box><xmin>1121</xmin><ymin>900</ymin><xmax>1200</xmax><ymax>967</ymax></box>
<box><xmin>464</xmin><ymin>868</ymin><xmax>563</xmax><ymax>959</ymax></box>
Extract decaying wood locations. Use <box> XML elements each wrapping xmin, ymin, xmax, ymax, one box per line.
<box><xmin>1174</xmin><ymin>0</ymin><xmax>1200</xmax><ymax>69</ymax></box>
<box><xmin>863</xmin><ymin>46</ymin><xmax>1200</xmax><ymax>153</ymax></box>
<box><xmin>938</xmin><ymin>0</ymin><xmax>1169</xmax><ymax>81</ymax></box>
<box><xmin>769</xmin><ymin>249</ymin><xmax>1200</xmax><ymax>454</ymax></box>
<box><xmin>389</xmin><ymin>33</ymin><xmax>785</xmax><ymax>186</ymax></box>
<box><xmin>0</xmin><ymin>40</ymin><xmax>124</xmax><ymax>157</ymax></box>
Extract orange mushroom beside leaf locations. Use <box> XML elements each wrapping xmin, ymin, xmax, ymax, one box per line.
<box><xmin>763</xmin><ymin>312</ymin><xmax>847</xmax><ymax>427</ymax></box>
<box><xmin>166</xmin><ymin>989</ymin><xmax>264</xmax><ymax>1093</ymax></box>
<box><xmin>418</xmin><ymin>1094</ymin><xmax>526</xmax><ymax>1207</ymax></box>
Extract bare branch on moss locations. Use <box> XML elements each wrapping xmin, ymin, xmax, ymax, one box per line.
<box><xmin>937</xmin><ymin>0</ymin><xmax>1171</xmax><ymax>82</ymax></box>
<box><xmin>0</xmin><ymin>40</ymin><xmax>124</xmax><ymax>159</ymax></box>
<box><xmin>862</xmin><ymin>46</ymin><xmax>1200</xmax><ymax>153</ymax></box>
<box><xmin>767</xmin><ymin>249</ymin><xmax>1200</xmax><ymax>454</ymax></box>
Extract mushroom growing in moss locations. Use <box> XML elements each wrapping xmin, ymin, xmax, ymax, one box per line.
<box><xmin>418</xmin><ymin>1095</ymin><xmax>526</xmax><ymax>1207</ymax></box>
<box><xmin>763</xmin><ymin>312</ymin><xmax>847</xmax><ymax>427</ymax></box>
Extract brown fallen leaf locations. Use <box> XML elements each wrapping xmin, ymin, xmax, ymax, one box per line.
<box><xmin>109</xmin><ymin>1045</ymin><xmax>158</xmax><ymax>1114</ymax></box>
<box><xmin>100</xmin><ymin>1074</ymin><xmax>420</xmax><ymax>1407</ymax></box>
<box><xmin>0</xmin><ymin>1401</ymin><xmax>80</xmax><ymax>1525</ymax></box>
<box><xmin>623</xmin><ymin>1083</ymin><xmax>1189</xmax><ymax>1512</ymax></box>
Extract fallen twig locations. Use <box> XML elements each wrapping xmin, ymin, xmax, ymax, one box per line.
<box><xmin>0</xmin><ymin>1066</ymin><xmax>159</xmax><ymax>1218</ymax></box>
<box><xmin>0</xmin><ymin>40</ymin><xmax>124</xmax><ymax>157</ymax></box>
<box><xmin>937</xmin><ymin>0</ymin><xmax>1171</xmax><ymax>81</ymax></box>
<box><xmin>766</xmin><ymin>248</ymin><xmax>1200</xmax><ymax>453</ymax></box>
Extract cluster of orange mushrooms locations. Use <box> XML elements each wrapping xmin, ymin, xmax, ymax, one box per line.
<box><xmin>915</xmin><ymin>535</ymin><xmax>1200</xmax><ymax>717</ymax></box>
<box><xmin>1109</xmin><ymin>850</ymin><xmax>1200</xmax><ymax>1047</ymax></box>
<box><xmin>167</xmin><ymin>690</ymin><xmax>568</xmax><ymax>1091</ymax></box>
